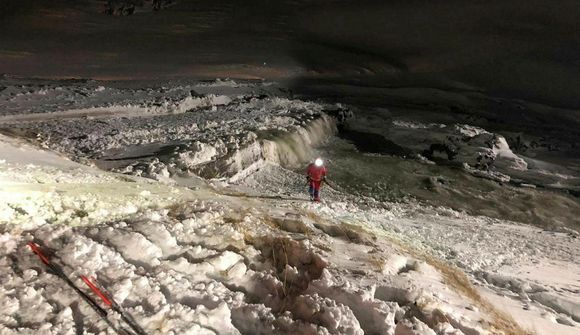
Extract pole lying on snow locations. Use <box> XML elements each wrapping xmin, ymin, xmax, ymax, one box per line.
<box><xmin>81</xmin><ymin>275</ymin><xmax>148</xmax><ymax>335</ymax></box>
<box><xmin>27</xmin><ymin>241</ymin><xmax>146</xmax><ymax>335</ymax></box>
<box><xmin>27</xmin><ymin>242</ymin><xmax>126</xmax><ymax>334</ymax></box>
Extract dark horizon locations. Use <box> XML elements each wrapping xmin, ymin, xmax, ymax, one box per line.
<box><xmin>3</xmin><ymin>0</ymin><xmax>580</xmax><ymax>109</ymax></box>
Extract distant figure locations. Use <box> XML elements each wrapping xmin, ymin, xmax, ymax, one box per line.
<box><xmin>306</xmin><ymin>158</ymin><xmax>327</xmax><ymax>202</ymax></box>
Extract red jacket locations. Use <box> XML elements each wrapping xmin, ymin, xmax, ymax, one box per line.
<box><xmin>307</xmin><ymin>163</ymin><xmax>327</xmax><ymax>182</ymax></box>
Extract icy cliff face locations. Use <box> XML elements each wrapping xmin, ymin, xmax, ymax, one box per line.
<box><xmin>261</xmin><ymin>114</ymin><xmax>336</xmax><ymax>168</ymax></box>
<box><xmin>111</xmin><ymin>111</ymin><xmax>335</xmax><ymax>182</ymax></box>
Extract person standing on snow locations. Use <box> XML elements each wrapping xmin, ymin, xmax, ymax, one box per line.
<box><xmin>306</xmin><ymin>158</ymin><xmax>327</xmax><ymax>202</ymax></box>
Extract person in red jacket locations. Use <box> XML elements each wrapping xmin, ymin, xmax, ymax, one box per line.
<box><xmin>306</xmin><ymin>158</ymin><xmax>327</xmax><ymax>202</ymax></box>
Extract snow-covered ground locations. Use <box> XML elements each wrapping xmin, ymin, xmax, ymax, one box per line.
<box><xmin>336</xmin><ymin>106</ymin><xmax>580</xmax><ymax>196</ymax></box>
<box><xmin>1</xmin><ymin>79</ymin><xmax>579</xmax><ymax>335</ymax></box>
<box><xmin>0</xmin><ymin>78</ymin><xmax>281</xmax><ymax>118</ymax></box>
<box><xmin>241</xmin><ymin>164</ymin><xmax>580</xmax><ymax>335</ymax></box>
<box><xmin>0</xmin><ymin>134</ymin><xmax>523</xmax><ymax>335</ymax></box>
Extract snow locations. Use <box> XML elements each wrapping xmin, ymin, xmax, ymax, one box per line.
<box><xmin>0</xmin><ymin>79</ymin><xmax>244</xmax><ymax>118</ymax></box>
<box><xmin>480</xmin><ymin>288</ymin><xmax>580</xmax><ymax>335</ymax></box>
<box><xmin>239</xmin><ymin>162</ymin><xmax>580</xmax><ymax>334</ymax></box>
<box><xmin>0</xmin><ymin>79</ymin><xmax>578</xmax><ymax>334</ymax></box>
<box><xmin>0</xmin><ymin>137</ymin><xmax>496</xmax><ymax>335</ymax></box>
<box><xmin>341</xmin><ymin>108</ymin><xmax>580</xmax><ymax>193</ymax></box>
<box><xmin>2</xmin><ymin>86</ymin><xmax>336</xmax><ymax>183</ymax></box>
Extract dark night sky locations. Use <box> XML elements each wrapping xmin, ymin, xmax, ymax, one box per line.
<box><xmin>2</xmin><ymin>0</ymin><xmax>580</xmax><ymax>108</ymax></box>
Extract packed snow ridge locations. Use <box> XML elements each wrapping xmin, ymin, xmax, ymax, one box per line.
<box><xmin>0</xmin><ymin>79</ymin><xmax>578</xmax><ymax>335</ymax></box>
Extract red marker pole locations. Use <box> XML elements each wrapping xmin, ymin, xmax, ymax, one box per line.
<box><xmin>27</xmin><ymin>242</ymin><xmax>126</xmax><ymax>334</ymax></box>
<box><xmin>81</xmin><ymin>275</ymin><xmax>113</xmax><ymax>307</ymax></box>
<box><xmin>80</xmin><ymin>275</ymin><xmax>148</xmax><ymax>335</ymax></box>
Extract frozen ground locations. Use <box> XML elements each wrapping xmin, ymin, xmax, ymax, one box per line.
<box><xmin>0</xmin><ymin>134</ymin><xmax>525</xmax><ymax>335</ymax></box>
<box><xmin>0</xmin><ymin>79</ymin><xmax>579</xmax><ymax>335</ymax></box>
<box><xmin>320</xmin><ymin>137</ymin><xmax>580</xmax><ymax>231</ymax></box>
<box><xmin>336</xmin><ymin>106</ymin><xmax>580</xmax><ymax>194</ymax></box>
<box><xmin>240</xmin><ymin>164</ymin><xmax>580</xmax><ymax>335</ymax></box>
<box><xmin>0</xmin><ymin>78</ymin><xmax>283</xmax><ymax>118</ymax></box>
<box><xmin>0</xmin><ymin>78</ymin><xmax>335</xmax><ymax>183</ymax></box>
